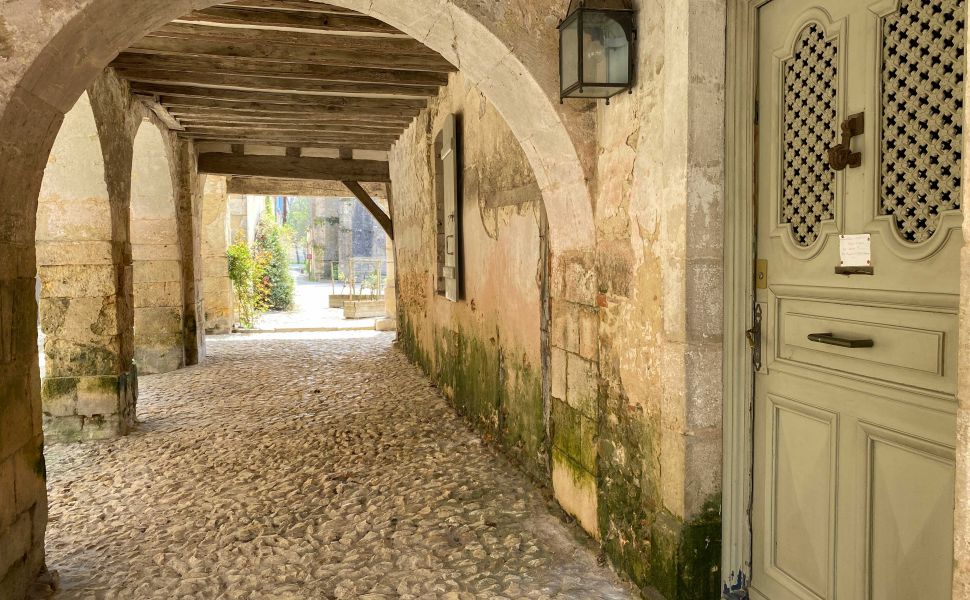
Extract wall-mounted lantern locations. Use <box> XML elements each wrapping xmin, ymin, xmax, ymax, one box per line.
<box><xmin>558</xmin><ymin>0</ymin><xmax>636</xmax><ymax>103</ymax></box>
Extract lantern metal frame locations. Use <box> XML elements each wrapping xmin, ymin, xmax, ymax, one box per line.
<box><xmin>557</xmin><ymin>0</ymin><xmax>637</xmax><ymax>103</ymax></box>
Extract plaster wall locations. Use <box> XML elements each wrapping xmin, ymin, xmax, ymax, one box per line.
<box><xmin>391</xmin><ymin>72</ymin><xmax>547</xmax><ymax>480</ymax></box>
<box><xmin>202</xmin><ymin>176</ymin><xmax>232</xmax><ymax>334</ymax></box>
<box><xmin>131</xmin><ymin>120</ymin><xmax>184</xmax><ymax>373</ymax></box>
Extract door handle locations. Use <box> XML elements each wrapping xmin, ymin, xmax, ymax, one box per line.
<box><xmin>827</xmin><ymin>112</ymin><xmax>864</xmax><ymax>171</ymax></box>
<box><xmin>807</xmin><ymin>332</ymin><xmax>873</xmax><ymax>348</ymax></box>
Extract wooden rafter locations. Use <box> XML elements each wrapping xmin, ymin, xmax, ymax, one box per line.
<box><xmin>344</xmin><ymin>180</ymin><xmax>393</xmax><ymax>239</ymax></box>
<box><xmin>197</xmin><ymin>153</ymin><xmax>392</xmax><ymax>181</ymax></box>
<box><xmin>177</xmin><ymin>6</ymin><xmax>400</xmax><ymax>34</ymax></box>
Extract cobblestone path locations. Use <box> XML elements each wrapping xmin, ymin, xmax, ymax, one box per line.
<box><xmin>44</xmin><ymin>332</ymin><xmax>638</xmax><ymax>600</ymax></box>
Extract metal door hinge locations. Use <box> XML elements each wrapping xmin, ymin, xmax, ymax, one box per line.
<box><xmin>746</xmin><ymin>304</ymin><xmax>763</xmax><ymax>371</ymax></box>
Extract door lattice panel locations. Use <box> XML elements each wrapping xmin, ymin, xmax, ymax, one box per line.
<box><xmin>781</xmin><ymin>23</ymin><xmax>839</xmax><ymax>247</ymax></box>
<box><xmin>880</xmin><ymin>0</ymin><xmax>965</xmax><ymax>244</ymax></box>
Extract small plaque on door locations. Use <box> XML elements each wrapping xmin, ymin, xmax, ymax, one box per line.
<box><xmin>839</xmin><ymin>234</ymin><xmax>871</xmax><ymax>267</ymax></box>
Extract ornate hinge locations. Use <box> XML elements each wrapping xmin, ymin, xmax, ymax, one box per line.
<box><xmin>746</xmin><ymin>304</ymin><xmax>763</xmax><ymax>371</ymax></box>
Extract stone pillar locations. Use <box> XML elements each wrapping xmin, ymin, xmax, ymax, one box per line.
<box><xmin>202</xmin><ymin>177</ymin><xmax>232</xmax><ymax>334</ymax></box>
<box><xmin>376</xmin><ymin>237</ymin><xmax>397</xmax><ymax>332</ymax></box>
<box><xmin>36</xmin><ymin>92</ymin><xmax>135</xmax><ymax>442</ymax></box>
<box><xmin>131</xmin><ymin>122</ymin><xmax>184</xmax><ymax>374</ymax></box>
<box><xmin>309</xmin><ymin>197</ymin><xmax>340</xmax><ymax>280</ymax></box>
<box><xmin>174</xmin><ymin>141</ymin><xmax>205</xmax><ymax>365</ymax></box>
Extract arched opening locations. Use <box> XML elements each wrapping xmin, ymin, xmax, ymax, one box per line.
<box><xmin>34</xmin><ymin>91</ymin><xmax>135</xmax><ymax>443</ymax></box>
<box><xmin>130</xmin><ymin>120</ymin><xmax>184</xmax><ymax>374</ymax></box>
<box><xmin>0</xmin><ymin>1</ymin><xmax>608</xmax><ymax>597</ymax></box>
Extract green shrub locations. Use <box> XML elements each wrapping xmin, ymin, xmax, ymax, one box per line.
<box><xmin>255</xmin><ymin>211</ymin><xmax>295</xmax><ymax>311</ymax></box>
<box><xmin>226</xmin><ymin>239</ymin><xmax>269</xmax><ymax>328</ymax></box>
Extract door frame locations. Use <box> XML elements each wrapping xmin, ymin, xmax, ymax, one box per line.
<box><xmin>723</xmin><ymin>0</ymin><xmax>771</xmax><ymax>595</ymax></box>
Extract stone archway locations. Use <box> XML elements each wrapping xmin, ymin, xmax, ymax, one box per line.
<box><xmin>0</xmin><ymin>0</ymin><xmax>600</xmax><ymax>593</ymax></box>
<box><xmin>130</xmin><ymin>120</ymin><xmax>184</xmax><ymax>374</ymax></box>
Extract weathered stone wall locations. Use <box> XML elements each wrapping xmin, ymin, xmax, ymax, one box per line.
<box><xmin>35</xmin><ymin>70</ymin><xmax>143</xmax><ymax>443</ymax></box>
<box><xmin>391</xmin><ymin>72</ymin><xmax>547</xmax><ymax>480</ymax></box>
<box><xmin>173</xmin><ymin>140</ymin><xmax>207</xmax><ymax>365</ymax></box>
<box><xmin>390</xmin><ymin>4</ymin><xmax>725</xmax><ymax>599</ymax></box>
<box><xmin>131</xmin><ymin>120</ymin><xmax>184</xmax><ymax>373</ymax></box>
<box><xmin>202</xmin><ymin>176</ymin><xmax>232</xmax><ymax>334</ymax></box>
<box><xmin>309</xmin><ymin>198</ymin><xmax>342</xmax><ymax>281</ymax></box>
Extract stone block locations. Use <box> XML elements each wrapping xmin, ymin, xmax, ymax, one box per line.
<box><xmin>76</xmin><ymin>376</ymin><xmax>119</xmax><ymax>417</ymax></box>
<box><xmin>35</xmin><ymin>196</ymin><xmax>111</xmax><ymax>242</ymax></box>
<box><xmin>132</xmin><ymin>259</ymin><xmax>181</xmax><ymax>284</ymax></box>
<box><xmin>565</xmin><ymin>353</ymin><xmax>597</xmax><ymax>419</ymax></box>
<box><xmin>135</xmin><ymin>346</ymin><xmax>183</xmax><ymax>375</ymax></box>
<box><xmin>0</xmin><ymin>383</ymin><xmax>31</xmax><ymax>464</ymax></box>
<box><xmin>12</xmin><ymin>441</ymin><xmax>44</xmax><ymax>516</ymax></box>
<box><xmin>39</xmin><ymin>264</ymin><xmax>116</xmax><ymax>299</ymax></box>
<box><xmin>41</xmin><ymin>381</ymin><xmax>77</xmax><ymax>417</ymax></box>
<box><xmin>132</xmin><ymin>243</ymin><xmax>179</xmax><ymax>261</ymax></box>
<box><xmin>43</xmin><ymin>339</ymin><xmax>120</xmax><ymax>378</ymax></box>
<box><xmin>135</xmin><ymin>306</ymin><xmax>183</xmax><ymax>336</ymax></box>
<box><xmin>685</xmin><ymin>257</ymin><xmax>723</xmax><ymax>343</ymax></box>
<box><xmin>203</xmin><ymin>258</ymin><xmax>229</xmax><ymax>279</ymax></box>
<box><xmin>343</xmin><ymin>300</ymin><xmax>386</xmax><ymax>319</ymax></box>
<box><xmin>43</xmin><ymin>415</ymin><xmax>85</xmax><ymax>443</ymax></box>
<box><xmin>577</xmin><ymin>306</ymin><xmax>598</xmax><ymax>361</ymax></box>
<box><xmin>0</xmin><ymin>457</ymin><xmax>16</xmax><ymax>530</ymax></box>
<box><xmin>551</xmin><ymin>448</ymin><xmax>599</xmax><ymax>538</ymax></box>
<box><xmin>35</xmin><ymin>241</ymin><xmax>113</xmax><ymax>266</ymax></box>
<box><xmin>550</xmin><ymin>346</ymin><xmax>567</xmax><ymax>401</ymax></box>
<box><xmin>131</xmin><ymin>218</ymin><xmax>178</xmax><ymax>246</ymax></box>
<box><xmin>0</xmin><ymin>512</ymin><xmax>31</xmax><ymax>583</ymax></box>
<box><xmin>40</xmin><ymin>296</ymin><xmax>116</xmax><ymax>343</ymax></box>
<box><xmin>134</xmin><ymin>281</ymin><xmax>182</xmax><ymax>309</ymax></box>
<box><xmin>551</xmin><ymin>399</ymin><xmax>597</xmax><ymax>473</ymax></box>
<box><xmin>686</xmin><ymin>342</ymin><xmax>722</xmax><ymax>431</ymax></box>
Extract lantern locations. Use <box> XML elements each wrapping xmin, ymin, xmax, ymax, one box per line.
<box><xmin>558</xmin><ymin>0</ymin><xmax>636</xmax><ymax>103</ymax></box>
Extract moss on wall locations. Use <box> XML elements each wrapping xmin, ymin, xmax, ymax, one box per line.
<box><xmin>399</xmin><ymin>316</ymin><xmax>546</xmax><ymax>481</ymax></box>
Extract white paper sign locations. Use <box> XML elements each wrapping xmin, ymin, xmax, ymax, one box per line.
<box><xmin>839</xmin><ymin>234</ymin><xmax>871</xmax><ymax>267</ymax></box>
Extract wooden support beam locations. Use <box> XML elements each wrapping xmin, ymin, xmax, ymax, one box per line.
<box><xmin>123</xmin><ymin>69</ymin><xmax>437</xmax><ymax>98</ymax></box>
<box><xmin>171</xmin><ymin>113</ymin><xmax>410</xmax><ymax>129</ymax></box>
<box><xmin>344</xmin><ymin>180</ymin><xmax>393</xmax><ymax>240</ymax></box>
<box><xmin>227</xmin><ymin>176</ymin><xmax>385</xmax><ymax>197</ymax></box>
<box><xmin>178</xmin><ymin>6</ymin><xmax>400</xmax><ymax>34</ymax></box>
<box><xmin>127</xmin><ymin>36</ymin><xmax>454</xmax><ymax>72</ymax></box>
<box><xmin>156</xmin><ymin>97</ymin><xmax>421</xmax><ymax>119</ymax></box>
<box><xmin>178</xmin><ymin>118</ymin><xmax>405</xmax><ymax>132</ymax></box>
<box><xmin>153</xmin><ymin>23</ymin><xmax>433</xmax><ymax>57</ymax></box>
<box><xmin>198</xmin><ymin>153</ymin><xmax>392</xmax><ymax>181</ymax></box>
<box><xmin>189</xmin><ymin>136</ymin><xmax>391</xmax><ymax>151</ymax></box>
<box><xmin>224</xmin><ymin>0</ymin><xmax>359</xmax><ymax>14</ymax></box>
<box><xmin>112</xmin><ymin>53</ymin><xmax>450</xmax><ymax>87</ymax></box>
<box><xmin>137</xmin><ymin>84</ymin><xmax>427</xmax><ymax>110</ymax></box>
<box><xmin>137</xmin><ymin>97</ymin><xmax>184</xmax><ymax>131</ymax></box>
<box><xmin>185</xmin><ymin>127</ymin><xmax>399</xmax><ymax>146</ymax></box>
<box><xmin>182</xmin><ymin>122</ymin><xmax>404</xmax><ymax>135</ymax></box>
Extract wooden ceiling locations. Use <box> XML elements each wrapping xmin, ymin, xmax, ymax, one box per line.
<box><xmin>113</xmin><ymin>0</ymin><xmax>455</xmax><ymax>153</ymax></box>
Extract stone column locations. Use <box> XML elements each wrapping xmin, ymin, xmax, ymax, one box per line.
<box><xmin>36</xmin><ymin>92</ymin><xmax>135</xmax><ymax>442</ymax></box>
<box><xmin>202</xmin><ymin>177</ymin><xmax>232</xmax><ymax>334</ymax></box>
<box><xmin>174</xmin><ymin>140</ymin><xmax>205</xmax><ymax>365</ymax></box>
<box><xmin>131</xmin><ymin>122</ymin><xmax>184</xmax><ymax>374</ymax></box>
<box><xmin>376</xmin><ymin>237</ymin><xmax>397</xmax><ymax>331</ymax></box>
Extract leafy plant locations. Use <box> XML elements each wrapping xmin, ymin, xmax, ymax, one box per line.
<box><xmin>254</xmin><ymin>210</ymin><xmax>295</xmax><ymax>311</ymax></box>
<box><xmin>226</xmin><ymin>239</ymin><xmax>269</xmax><ymax>328</ymax></box>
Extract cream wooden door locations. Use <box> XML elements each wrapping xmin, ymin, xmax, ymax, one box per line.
<box><xmin>752</xmin><ymin>1</ymin><xmax>964</xmax><ymax>599</ymax></box>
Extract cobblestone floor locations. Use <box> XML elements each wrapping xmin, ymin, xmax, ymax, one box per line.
<box><xmin>44</xmin><ymin>332</ymin><xmax>638</xmax><ymax>600</ymax></box>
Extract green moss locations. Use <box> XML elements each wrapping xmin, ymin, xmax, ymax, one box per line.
<box><xmin>41</xmin><ymin>377</ymin><xmax>78</xmax><ymax>400</ymax></box>
<box><xmin>551</xmin><ymin>399</ymin><xmax>596</xmax><ymax>473</ymax></box>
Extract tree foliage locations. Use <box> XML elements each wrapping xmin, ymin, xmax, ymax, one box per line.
<box><xmin>226</xmin><ymin>238</ymin><xmax>269</xmax><ymax>329</ymax></box>
<box><xmin>255</xmin><ymin>209</ymin><xmax>295</xmax><ymax>311</ymax></box>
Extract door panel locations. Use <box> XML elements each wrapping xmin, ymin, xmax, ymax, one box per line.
<box><xmin>752</xmin><ymin>0</ymin><xmax>962</xmax><ymax>599</ymax></box>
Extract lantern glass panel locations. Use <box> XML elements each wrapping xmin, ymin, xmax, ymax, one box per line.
<box><xmin>560</xmin><ymin>15</ymin><xmax>580</xmax><ymax>93</ymax></box>
<box><xmin>582</xmin><ymin>12</ymin><xmax>630</xmax><ymax>87</ymax></box>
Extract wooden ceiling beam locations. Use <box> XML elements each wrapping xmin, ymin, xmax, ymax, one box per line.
<box><xmin>183</xmin><ymin>125</ymin><xmax>399</xmax><ymax>141</ymax></box>
<box><xmin>177</xmin><ymin>117</ymin><xmax>405</xmax><ymax>131</ymax></box>
<box><xmin>178</xmin><ymin>7</ymin><xmax>400</xmax><ymax>34</ymax></box>
<box><xmin>181</xmin><ymin>121</ymin><xmax>405</xmax><ymax>134</ymax></box>
<box><xmin>153</xmin><ymin>23</ymin><xmax>432</xmax><ymax>57</ymax></box>
<box><xmin>223</xmin><ymin>0</ymin><xmax>360</xmax><ymax>14</ymax></box>
<box><xmin>136</xmin><ymin>85</ymin><xmax>427</xmax><ymax>109</ymax></box>
<box><xmin>197</xmin><ymin>153</ymin><xmax>392</xmax><ymax>181</ymax></box>
<box><xmin>167</xmin><ymin>108</ymin><xmax>411</xmax><ymax>126</ymax></box>
<box><xmin>344</xmin><ymin>180</ymin><xmax>393</xmax><ymax>239</ymax></box>
<box><xmin>189</xmin><ymin>136</ymin><xmax>391</xmax><ymax>151</ymax></box>
<box><xmin>111</xmin><ymin>53</ymin><xmax>450</xmax><ymax>87</ymax></box>
<box><xmin>126</xmin><ymin>36</ymin><xmax>454</xmax><ymax>72</ymax></box>
<box><xmin>155</xmin><ymin>96</ymin><xmax>419</xmax><ymax>117</ymax></box>
<box><xmin>123</xmin><ymin>69</ymin><xmax>437</xmax><ymax>98</ymax></box>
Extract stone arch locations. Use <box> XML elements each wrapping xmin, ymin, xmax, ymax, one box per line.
<box><xmin>130</xmin><ymin>120</ymin><xmax>183</xmax><ymax>374</ymax></box>
<box><xmin>33</xmin><ymin>91</ymin><xmax>136</xmax><ymax>443</ymax></box>
<box><xmin>0</xmin><ymin>0</ymin><xmax>601</xmax><ymax>591</ymax></box>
